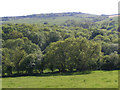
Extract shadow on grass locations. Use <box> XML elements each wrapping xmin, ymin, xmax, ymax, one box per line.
<box><xmin>2</xmin><ymin>70</ymin><xmax>92</xmax><ymax>78</ymax></box>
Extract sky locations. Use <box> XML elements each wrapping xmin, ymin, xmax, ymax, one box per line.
<box><xmin>0</xmin><ymin>0</ymin><xmax>119</xmax><ymax>17</ymax></box>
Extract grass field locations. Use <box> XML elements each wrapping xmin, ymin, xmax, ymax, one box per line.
<box><xmin>2</xmin><ymin>70</ymin><xmax>118</xmax><ymax>88</ymax></box>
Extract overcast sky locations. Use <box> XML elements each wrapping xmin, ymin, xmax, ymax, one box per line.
<box><xmin>0</xmin><ymin>0</ymin><xmax>119</xmax><ymax>17</ymax></box>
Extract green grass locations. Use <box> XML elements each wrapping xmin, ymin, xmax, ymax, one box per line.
<box><xmin>2</xmin><ymin>70</ymin><xmax>118</xmax><ymax>88</ymax></box>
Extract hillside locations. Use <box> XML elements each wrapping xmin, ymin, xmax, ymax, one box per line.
<box><xmin>1</xmin><ymin>12</ymin><xmax>110</xmax><ymax>25</ymax></box>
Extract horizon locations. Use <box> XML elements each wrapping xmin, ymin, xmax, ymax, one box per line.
<box><xmin>1</xmin><ymin>11</ymin><xmax>119</xmax><ymax>18</ymax></box>
<box><xmin>0</xmin><ymin>0</ymin><xmax>119</xmax><ymax>17</ymax></box>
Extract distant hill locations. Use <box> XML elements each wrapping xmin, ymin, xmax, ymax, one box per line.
<box><xmin>1</xmin><ymin>12</ymin><xmax>109</xmax><ymax>24</ymax></box>
<box><xmin>1</xmin><ymin>12</ymin><xmax>118</xmax><ymax>26</ymax></box>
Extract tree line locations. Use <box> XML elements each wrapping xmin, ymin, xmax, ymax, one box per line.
<box><xmin>2</xmin><ymin>23</ymin><xmax>119</xmax><ymax>76</ymax></box>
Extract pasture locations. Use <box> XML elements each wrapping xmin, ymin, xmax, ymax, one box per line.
<box><xmin>2</xmin><ymin>70</ymin><xmax>118</xmax><ymax>88</ymax></box>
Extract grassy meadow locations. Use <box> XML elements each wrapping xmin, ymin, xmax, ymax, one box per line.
<box><xmin>2</xmin><ymin>70</ymin><xmax>118</xmax><ymax>88</ymax></box>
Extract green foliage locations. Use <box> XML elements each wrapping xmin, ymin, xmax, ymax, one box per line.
<box><xmin>1</xmin><ymin>20</ymin><xmax>119</xmax><ymax>76</ymax></box>
<box><xmin>2</xmin><ymin>48</ymin><xmax>27</xmax><ymax>75</ymax></box>
<box><xmin>102</xmin><ymin>42</ymin><xmax>118</xmax><ymax>55</ymax></box>
<box><xmin>45</xmin><ymin>38</ymin><xmax>102</xmax><ymax>72</ymax></box>
<box><xmin>101</xmin><ymin>52</ymin><xmax>119</xmax><ymax>70</ymax></box>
